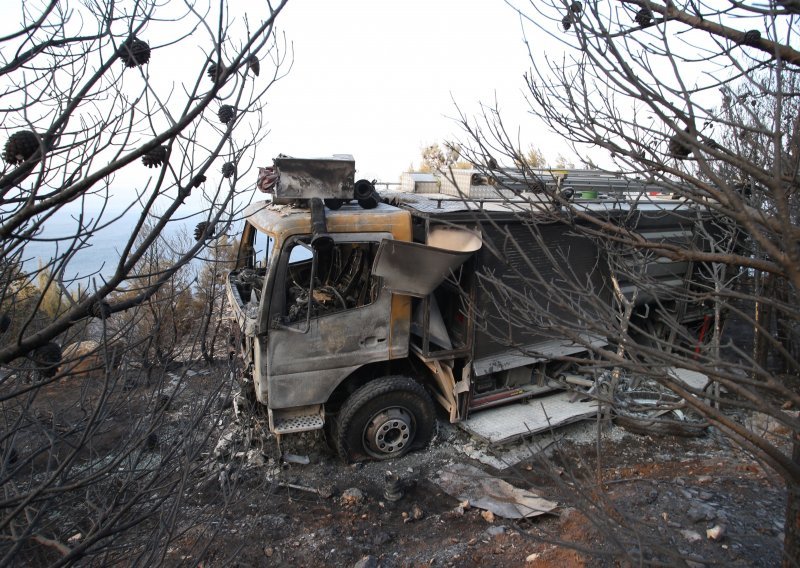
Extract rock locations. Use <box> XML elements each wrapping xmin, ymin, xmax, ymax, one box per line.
<box><xmin>264</xmin><ymin>547</ymin><xmax>274</xmax><ymax>557</ymax></box>
<box><xmin>698</xmin><ymin>491</ymin><xmax>713</xmax><ymax>501</ymax></box>
<box><xmin>481</xmin><ymin>510</ymin><xmax>495</xmax><ymax>523</ymax></box>
<box><xmin>680</xmin><ymin>529</ymin><xmax>703</xmax><ymax>543</ymax></box>
<box><xmin>283</xmin><ymin>453</ymin><xmax>310</xmax><ymax>465</ymax></box>
<box><xmin>697</xmin><ymin>475</ymin><xmax>712</xmax><ymax>483</ymax></box>
<box><xmin>373</xmin><ymin>531</ymin><xmax>392</xmax><ymax>546</ymax></box>
<box><xmin>246</xmin><ymin>449</ymin><xmax>265</xmax><ymax>467</ymax></box>
<box><xmin>341</xmin><ymin>487</ymin><xmax>364</xmax><ymax>506</ymax></box>
<box><xmin>706</xmin><ymin>524</ymin><xmax>726</xmax><ymax>541</ymax></box>
<box><xmin>485</xmin><ymin>525</ymin><xmax>506</xmax><ymax>537</ymax></box>
<box><xmin>687</xmin><ymin>503</ymin><xmax>715</xmax><ymax>523</ymax></box>
<box><xmin>354</xmin><ymin>555</ymin><xmax>378</xmax><ymax>568</ymax></box>
<box><xmin>525</xmin><ymin>552</ymin><xmax>541</xmax><ymax>562</ymax></box>
<box><xmin>411</xmin><ymin>503</ymin><xmax>424</xmax><ymax>521</ymax></box>
<box><xmin>213</xmin><ymin>429</ymin><xmax>238</xmax><ymax>459</ymax></box>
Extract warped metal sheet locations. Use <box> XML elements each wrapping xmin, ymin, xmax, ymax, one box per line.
<box><xmin>432</xmin><ymin>463</ymin><xmax>557</xmax><ymax>519</ymax></box>
<box><xmin>460</xmin><ymin>391</ymin><xmax>598</xmax><ymax>445</ymax></box>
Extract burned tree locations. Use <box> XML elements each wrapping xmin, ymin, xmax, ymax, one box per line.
<box><xmin>451</xmin><ymin>0</ymin><xmax>800</xmax><ymax>564</ymax></box>
<box><xmin>0</xmin><ymin>0</ymin><xmax>290</xmax><ymax>564</ymax></box>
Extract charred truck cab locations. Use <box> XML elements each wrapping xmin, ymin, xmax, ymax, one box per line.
<box><xmin>228</xmin><ymin>155</ymin><xmax>714</xmax><ymax>461</ymax></box>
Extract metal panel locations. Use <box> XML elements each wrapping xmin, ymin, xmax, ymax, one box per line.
<box><xmin>272</xmin><ymin>155</ymin><xmax>355</xmax><ymax>200</ymax></box>
<box><xmin>460</xmin><ymin>391</ymin><xmax>598</xmax><ymax>444</ymax></box>
<box><xmin>373</xmin><ymin>227</ymin><xmax>481</xmax><ymax>298</ymax></box>
<box><xmin>473</xmin><ymin>221</ymin><xmax>609</xmax><ymax>361</ymax></box>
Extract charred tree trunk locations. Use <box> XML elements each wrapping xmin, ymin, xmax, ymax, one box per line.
<box><xmin>754</xmin><ymin>273</ymin><xmax>776</xmax><ymax>369</ymax></box>
<box><xmin>785</xmin><ymin>436</ymin><xmax>800</xmax><ymax>568</ymax></box>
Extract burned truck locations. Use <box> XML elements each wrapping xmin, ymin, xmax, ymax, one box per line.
<box><xmin>227</xmin><ymin>155</ymin><xmax>715</xmax><ymax>461</ymax></box>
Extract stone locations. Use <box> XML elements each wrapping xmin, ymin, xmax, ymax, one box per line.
<box><xmin>264</xmin><ymin>547</ymin><xmax>274</xmax><ymax>557</ymax></box>
<box><xmin>354</xmin><ymin>555</ymin><xmax>378</xmax><ymax>568</ymax></box>
<box><xmin>525</xmin><ymin>552</ymin><xmax>541</xmax><ymax>562</ymax></box>
<box><xmin>341</xmin><ymin>487</ymin><xmax>364</xmax><ymax>505</ymax></box>
<box><xmin>706</xmin><ymin>524</ymin><xmax>726</xmax><ymax>541</ymax></box>
<box><xmin>687</xmin><ymin>504</ymin><xmax>715</xmax><ymax>523</ymax></box>
<box><xmin>485</xmin><ymin>525</ymin><xmax>506</xmax><ymax>537</ymax></box>
<box><xmin>246</xmin><ymin>449</ymin><xmax>265</xmax><ymax>467</ymax></box>
<box><xmin>411</xmin><ymin>503</ymin><xmax>424</xmax><ymax>521</ymax></box>
<box><xmin>680</xmin><ymin>529</ymin><xmax>703</xmax><ymax>543</ymax></box>
<box><xmin>481</xmin><ymin>510</ymin><xmax>495</xmax><ymax>523</ymax></box>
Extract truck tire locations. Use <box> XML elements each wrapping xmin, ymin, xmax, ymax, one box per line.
<box><xmin>335</xmin><ymin>376</ymin><xmax>435</xmax><ymax>462</ymax></box>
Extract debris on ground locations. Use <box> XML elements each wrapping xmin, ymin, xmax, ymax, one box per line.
<box><xmin>432</xmin><ymin>463</ymin><xmax>558</xmax><ymax>519</ymax></box>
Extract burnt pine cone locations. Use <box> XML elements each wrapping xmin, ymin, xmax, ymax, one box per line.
<box><xmin>90</xmin><ymin>301</ymin><xmax>112</xmax><ymax>319</ymax></box>
<box><xmin>221</xmin><ymin>162</ymin><xmax>236</xmax><ymax>178</ymax></box>
<box><xmin>668</xmin><ymin>135</ymin><xmax>692</xmax><ymax>159</ymax></box>
<box><xmin>562</xmin><ymin>14</ymin><xmax>572</xmax><ymax>31</ymax></box>
<box><xmin>3</xmin><ymin>130</ymin><xmax>40</xmax><ymax>165</ymax></box>
<box><xmin>743</xmin><ymin>29</ymin><xmax>761</xmax><ymax>47</ymax></box>
<box><xmin>247</xmin><ymin>55</ymin><xmax>260</xmax><ymax>76</ymax></box>
<box><xmin>192</xmin><ymin>174</ymin><xmax>206</xmax><ymax>188</ymax></box>
<box><xmin>142</xmin><ymin>145</ymin><xmax>168</xmax><ymax>168</ymax></box>
<box><xmin>571</xmin><ymin>1</ymin><xmax>582</xmax><ymax>14</ymax></box>
<box><xmin>194</xmin><ymin>221</ymin><xmax>215</xmax><ymax>241</ymax></box>
<box><xmin>32</xmin><ymin>342</ymin><xmax>62</xmax><ymax>378</ymax></box>
<box><xmin>119</xmin><ymin>37</ymin><xmax>151</xmax><ymax>68</ymax></box>
<box><xmin>218</xmin><ymin>105</ymin><xmax>236</xmax><ymax>124</ymax></box>
<box><xmin>635</xmin><ymin>7</ymin><xmax>653</xmax><ymax>27</ymax></box>
<box><xmin>207</xmin><ymin>62</ymin><xmax>225</xmax><ymax>82</ymax></box>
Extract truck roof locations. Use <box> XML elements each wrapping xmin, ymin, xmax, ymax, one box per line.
<box><xmin>243</xmin><ymin>200</ymin><xmax>413</xmax><ymax>242</ymax></box>
<box><xmin>385</xmin><ymin>189</ymin><xmax>702</xmax><ymax>223</ymax></box>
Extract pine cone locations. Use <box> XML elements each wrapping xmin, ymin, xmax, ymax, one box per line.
<box><xmin>635</xmin><ymin>7</ymin><xmax>653</xmax><ymax>27</ymax></box>
<box><xmin>32</xmin><ymin>342</ymin><xmax>62</xmax><ymax>378</ymax></box>
<box><xmin>247</xmin><ymin>55</ymin><xmax>260</xmax><ymax>76</ymax></box>
<box><xmin>562</xmin><ymin>14</ymin><xmax>572</xmax><ymax>31</ymax></box>
<box><xmin>192</xmin><ymin>174</ymin><xmax>206</xmax><ymax>188</ymax></box>
<box><xmin>668</xmin><ymin>135</ymin><xmax>692</xmax><ymax>159</ymax></box>
<box><xmin>90</xmin><ymin>301</ymin><xmax>112</xmax><ymax>319</ymax></box>
<box><xmin>118</xmin><ymin>37</ymin><xmax>151</xmax><ymax>68</ymax></box>
<box><xmin>743</xmin><ymin>29</ymin><xmax>761</xmax><ymax>47</ymax></box>
<box><xmin>221</xmin><ymin>162</ymin><xmax>236</xmax><ymax>178</ymax></box>
<box><xmin>218</xmin><ymin>105</ymin><xmax>236</xmax><ymax>124</ymax></box>
<box><xmin>142</xmin><ymin>145</ymin><xmax>168</xmax><ymax>168</ymax></box>
<box><xmin>194</xmin><ymin>221</ymin><xmax>215</xmax><ymax>241</ymax></box>
<box><xmin>3</xmin><ymin>130</ymin><xmax>39</xmax><ymax>165</ymax></box>
<box><xmin>571</xmin><ymin>1</ymin><xmax>582</xmax><ymax>14</ymax></box>
<box><xmin>207</xmin><ymin>62</ymin><xmax>225</xmax><ymax>82</ymax></box>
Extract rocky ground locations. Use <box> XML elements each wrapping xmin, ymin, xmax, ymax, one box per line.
<box><xmin>161</xmin><ymin>380</ymin><xmax>789</xmax><ymax>568</ymax></box>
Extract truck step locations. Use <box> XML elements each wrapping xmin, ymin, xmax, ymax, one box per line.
<box><xmin>460</xmin><ymin>391</ymin><xmax>598</xmax><ymax>445</ymax></box>
<box><xmin>270</xmin><ymin>405</ymin><xmax>324</xmax><ymax>434</ymax></box>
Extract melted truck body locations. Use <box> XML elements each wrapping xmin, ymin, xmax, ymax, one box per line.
<box><xmin>227</xmin><ymin>160</ymin><xmax>716</xmax><ymax>461</ymax></box>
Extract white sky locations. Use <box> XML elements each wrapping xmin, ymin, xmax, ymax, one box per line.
<box><xmin>259</xmin><ymin>0</ymin><xmax>571</xmax><ymax>182</ymax></box>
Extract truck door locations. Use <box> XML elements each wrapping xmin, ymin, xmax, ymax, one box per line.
<box><xmin>265</xmin><ymin>233</ymin><xmax>400</xmax><ymax>408</ymax></box>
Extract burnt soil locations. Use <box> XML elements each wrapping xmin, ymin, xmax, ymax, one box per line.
<box><xmin>163</xmin><ymin>387</ymin><xmax>787</xmax><ymax>568</ymax></box>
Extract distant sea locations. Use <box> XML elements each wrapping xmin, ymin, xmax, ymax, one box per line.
<box><xmin>19</xmin><ymin>204</ymin><xmax>216</xmax><ymax>288</ymax></box>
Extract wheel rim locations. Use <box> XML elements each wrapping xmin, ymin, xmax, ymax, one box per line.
<box><xmin>363</xmin><ymin>407</ymin><xmax>415</xmax><ymax>457</ymax></box>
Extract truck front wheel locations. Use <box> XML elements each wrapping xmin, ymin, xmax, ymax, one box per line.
<box><xmin>335</xmin><ymin>376</ymin><xmax>435</xmax><ymax>462</ymax></box>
